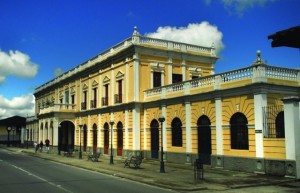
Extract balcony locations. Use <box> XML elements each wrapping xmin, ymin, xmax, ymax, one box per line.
<box><xmin>39</xmin><ymin>104</ymin><xmax>76</xmax><ymax>115</ymax></box>
<box><xmin>144</xmin><ymin>65</ymin><xmax>300</xmax><ymax>101</ymax></box>
<box><xmin>115</xmin><ymin>94</ymin><xmax>122</xmax><ymax>104</ymax></box>
<box><xmin>90</xmin><ymin>100</ymin><xmax>97</xmax><ymax>109</ymax></box>
<box><xmin>81</xmin><ymin>102</ymin><xmax>87</xmax><ymax>110</ymax></box>
<box><xmin>102</xmin><ymin>97</ymin><xmax>109</xmax><ymax>106</ymax></box>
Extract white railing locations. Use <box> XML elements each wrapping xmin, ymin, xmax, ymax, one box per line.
<box><xmin>35</xmin><ymin>34</ymin><xmax>214</xmax><ymax>93</ymax></box>
<box><xmin>39</xmin><ymin>104</ymin><xmax>76</xmax><ymax>115</ymax></box>
<box><xmin>144</xmin><ymin>65</ymin><xmax>300</xmax><ymax>99</ymax></box>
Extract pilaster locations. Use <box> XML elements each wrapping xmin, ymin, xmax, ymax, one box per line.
<box><xmin>254</xmin><ymin>93</ymin><xmax>267</xmax><ymax>158</ymax></box>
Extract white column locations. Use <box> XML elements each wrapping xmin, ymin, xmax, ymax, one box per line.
<box><xmin>182</xmin><ymin>62</ymin><xmax>186</xmax><ymax>81</ymax></box>
<box><xmin>125</xmin><ymin>58</ymin><xmax>129</xmax><ymax>103</ymax></box>
<box><xmin>168</xmin><ymin>63</ymin><xmax>172</xmax><ymax>84</ymax></box>
<box><xmin>125</xmin><ymin>109</ymin><xmax>129</xmax><ymax>149</ymax></box>
<box><xmin>215</xmin><ymin>98</ymin><xmax>223</xmax><ymax>155</ymax></box>
<box><xmin>133</xmin><ymin>54</ymin><xmax>139</xmax><ymax>101</ymax></box>
<box><xmin>254</xmin><ymin>93</ymin><xmax>266</xmax><ymax>158</ymax></box>
<box><xmin>143</xmin><ymin>108</ymin><xmax>147</xmax><ymax>150</ymax></box>
<box><xmin>87</xmin><ymin>115</ymin><xmax>91</xmax><ymax>150</ymax></box>
<box><xmin>282</xmin><ymin>97</ymin><xmax>300</xmax><ymax>178</ymax></box>
<box><xmin>111</xmin><ymin>65</ymin><xmax>115</xmax><ymax>105</ymax></box>
<box><xmin>132</xmin><ymin>104</ymin><xmax>140</xmax><ymax>150</ymax></box>
<box><xmin>150</xmin><ymin>70</ymin><xmax>153</xmax><ymax>88</ymax></box>
<box><xmin>185</xmin><ymin>101</ymin><xmax>191</xmax><ymax>153</ymax></box>
<box><xmin>52</xmin><ymin>118</ymin><xmax>59</xmax><ymax>147</ymax></box>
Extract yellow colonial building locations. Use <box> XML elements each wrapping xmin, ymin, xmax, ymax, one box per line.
<box><xmin>27</xmin><ymin>27</ymin><xmax>300</xmax><ymax>178</ymax></box>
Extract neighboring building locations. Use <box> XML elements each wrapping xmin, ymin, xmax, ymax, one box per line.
<box><xmin>28</xmin><ymin>27</ymin><xmax>300</xmax><ymax>178</ymax></box>
<box><xmin>0</xmin><ymin>116</ymin><xmax>26</xmax><ymax>146</ymax></box>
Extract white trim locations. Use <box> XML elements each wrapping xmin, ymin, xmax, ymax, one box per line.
<box><xmin>254</xmin><ymin>94</ymin><xmax>266</xmax><ymax>158</ymax></box>
<box><xmin>132</xmin><ymin>104</ymin><xmax>140</xmax><ymax>150</ymax></box>
<box><xmin>162</xmin><ymin>105</ymin><xmax>167</xmax><ymax>151</ymax></box>
<box><xmin>125</xmin><ymin>109</ymin><xmax>129</xmax><ymax>149</ymax></box>
<box><xmin>133</xmin><ymin>54</ymin><xmax>139</xmax><ymax>101</ymax></box>
<box><xmin>185</xmin><ymin>101</ymin><xmax>191</xmax><ymax>153</ymax></box>
<box><xmin>215</xmin><ymin>98</ymin><xmax>223</xmax><ymax>155</ymax></box>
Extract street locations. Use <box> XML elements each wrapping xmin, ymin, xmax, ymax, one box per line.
<box><xmin>0</xmin><ymin>149</ymin><xmax>175</xmax><ymax>193</ymax></box>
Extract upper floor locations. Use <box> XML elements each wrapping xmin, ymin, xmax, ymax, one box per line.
<box><xmin>35</xmin><ymin>28</ymin><xmax>300</xmax><ymax>117</ymax></box>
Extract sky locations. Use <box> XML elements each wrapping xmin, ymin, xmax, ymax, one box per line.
<box><xmin>0</xmin><ymin>0</ymin><xmax>299</xmax><ymax>119</ymax></box>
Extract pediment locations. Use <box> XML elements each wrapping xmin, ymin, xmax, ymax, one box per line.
<box><xmin>82</xmin><ymin>83</ymin><xmax>88</xmax><ymax>90</ymax></box>
<box><xmin>92</xmin><ymin>80</ymin><xmax>98</xmax><ymax>87</ymax></box>
<box><xmin>116</xmin><ymin>71</ymin><xmax>124</xmax><ymax>79</ymax></box>
<box><xmin>103</xmin><ymin>76</ymin><xmax>110</xmax><ymax>83</ymax></box>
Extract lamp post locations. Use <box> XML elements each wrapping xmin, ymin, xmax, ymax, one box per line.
<box><xmin>79</xmin><ymin>124</ymin><xmax>83</xmax><ymax>159</ymax></box>
<box><xmin>158</xmin><ymin>115</ymin><xmax>165</xmax><ymax>173</ymax></box>
<box><xmin>7</xmin><ymin>127</ymin><xmax>12</xmax><ymax>147</ymax></box>
<box><xmin>109</xmin><ymin>120</ymin><xmax>114</xmax><ymax>165</ymax></box>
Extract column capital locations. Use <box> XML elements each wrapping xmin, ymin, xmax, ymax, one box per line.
<box><xmin>281</xmin><ymin>96</ymin><xmax>300</xmax><ymax>103</ymax></box>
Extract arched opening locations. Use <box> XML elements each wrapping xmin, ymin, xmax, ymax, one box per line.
<box><xmin>45</xmin><ymin>122</ymin><xmax>48</xmax><ymax>140</ymax></box>
<box><xmin>58</xmin><ymin>121</ymin><xmax>75</xmax><ymax>152</ymax></box>
<box><xmin>171</xmin><ymin>117</ymin><xmax>182</xmax><ymax>147</ymax></box>
<box><xmin>93</xmin><ymin>124</ymin><xmax>98</xmax><ymax>153</ymax></box>
<box><xmin>197</xmin><ymin>115</ymin><xmax>211</xmax><ymax>165</ymax></box>
<box><xmin>275</xmin><ymin>111</ymin><xmax>285</xmax><ymax>138</ymax></box>
<box><xmin>117</xmin><ymin>121</ymin><xmax>123</xmax><ymax>156</ymax></box>
<box><xmin>150</xmin><ymin>119</ymin><xmax>159</xmax><ymax>159</ymax></box>
<box><xmin>103</xmin><ymin>122</ymin><xmax>109</xmax><ymax>154</ymax></box>
<box><xmin>230</xmin><ymin>112</ymin><xmax>249</xmax><ymax>150</ymax></box>
<box><xmin>83</xmin><ymin>124</ymin><xmax>87</xmax><ymax>152</ymax></box>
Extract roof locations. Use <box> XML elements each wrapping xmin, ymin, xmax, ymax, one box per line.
<box><xmin>0</xmin><ymin>116</ymin><xmax>26</xmax><ymax>127</ymax></box>
<box><xmin>268</xmin><ymin>26</ymin><xmax>300</xmax><ymax>48</ymax></box>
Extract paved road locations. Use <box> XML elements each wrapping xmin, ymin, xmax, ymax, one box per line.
<box><xmin>0</xmin><ymin>149</ymin><xmax>175</xmax><ymax>193</ymax></box>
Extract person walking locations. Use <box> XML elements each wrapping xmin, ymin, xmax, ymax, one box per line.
<box><xmin>45</xmin><ymin>139</ymin><xmax>50</xmax><ymax>153</ymax></box>
<box><xmin>34</xmin><ymin>141</ymin><xmax>39</xmax><ymax>153</ymax></box>
<box><xmin>39</xmin><ymin>140</ymin><xmax>44</xmax><ymax>152</ymax></box>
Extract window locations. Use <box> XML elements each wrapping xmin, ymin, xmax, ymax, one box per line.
<box><xmin>115</xmin><ymin>80</ymin><xmax>122</xmax><ymax>103</ymax></box>
<box><xmin>275</xmin><ymin>111</ymin><xmax>285</xmax><ymax>138</ymax></box>
<box><xmin>102</xmin><ymin>84</ymin><xmax>109</xmax><ymax>106</ymax></box>
<box><xmin>91</xmin><ymin>88</ymin><xmax>97</xmax><ymax>108</ymax></box>
<box><xmin>81</xmin><ymin>91</ymin><xmax>87</xmax><ymax>110</ymax></box>
<box><xmin>172</xmin><ymin>74</ymin><xmax>182</xmax><ymax>83</ymax></box>
<box><xmin>65</xmin><ymin>91</ymin><xmax>69</xmax><ymax>104</ymax></box>
<box><xmin>153</xmin><ymin>71</ymin><xmax>161</xmax><ymax>87</ymax></box>
<box><xmin>230</xmin><ymin>113</ymin><xmax>249</xmax><ymax>150</ymax></box>
<box><xmin>171</xmin><ymin>117</ymin><xmax>182</xmax><ymax>147</ymax></box>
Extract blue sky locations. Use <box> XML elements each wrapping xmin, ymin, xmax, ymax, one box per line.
<box><xmin>0</xmin><ymin>0</ymin><xmax>299</xmax><ymax>119</ymax></box>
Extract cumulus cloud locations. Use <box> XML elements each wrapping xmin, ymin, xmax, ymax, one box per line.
<box><xmin>0</xmin><ymin>50</ymin><xmax>38</xmax><ymax>83</ymax></box>
<box><xmin>222</xmin><ymin>0</ymin><xmax>275</xmax><ymax>16</ymax></box>
<box><xmin>0</xmin><ymin>94</ymin><xmax>35</xmax><ymax>119</ymax></box>
<box><xmin>145</xmin><ymin>21</ymin><xmax>224</xmax><ymax>56</ymax></box>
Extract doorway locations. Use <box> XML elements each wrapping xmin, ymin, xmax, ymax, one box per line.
<box><xmin>150</xmin><ymin>119</ymin><xmax>159</xmax><ymax>159</ymax></box>
<box><xmin>197</xmin><ymin>115</ymin><xmax>211</xmax><ymax>165</ymax></box>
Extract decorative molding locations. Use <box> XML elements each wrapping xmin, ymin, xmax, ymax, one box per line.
<box><xmin>116</xmin><ymin>71</ymin><xmax>124</xmax><ymax>79</ymax></box>
<box><xmin>103</xmin><ymin>76</ymin><xmax>110</xmax><ymax>84</ymax></box>
<box><xmin>92</xmin><ymin>80</ymin><xmax>98</xmax><ymax>87</ymax></box>
<box><xmin>82</xmin><ymin>83</ymin><xmax>88</xmax><ymax>91</ymax></box>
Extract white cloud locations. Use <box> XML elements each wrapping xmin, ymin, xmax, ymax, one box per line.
<box><xmin>222</xmin><ymin>0</ymin><xmax>275</xmax><ymax>16</ymax></box>
<box><xmin>0</xmin><ymin>50</ymin><xmax>38</xmax><ymax>83</ymax></box>
<box><xmin>54</xmin><ymin>68</ymin><xmax>64</xmax><ymax>77</ymax></box>
<box><xmin>0</xmin><ymin>94</ymin><xmax>35</xmax><ymax>119</ymax></box>
<box><xmin>145</xmin><ymin>21</ymin><xmax>224</xmax><ymax>56</ymax></box>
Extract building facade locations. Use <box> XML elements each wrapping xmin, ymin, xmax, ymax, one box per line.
<box><xmin>28</xmin><ymin>27</ymin><xmax>300</xmax><ymax>178</ymax></box>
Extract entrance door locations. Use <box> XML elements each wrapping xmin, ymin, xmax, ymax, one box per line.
<box><xmin>150</xmin><ymin>119</ymin><xmax>159</xmax><ymax>159</ymax></box>
<box><xmin>117</xmin><ymin>122</ymin><xmax>123</xmax><ymax>156</ymax></box>
<box><xmin>58</xmin><ymin>121</ymin><xmax>75</xmax><ymax>152</ymax></box>
<box><xmin>197</xmin><ymin>115</ymin><xmax>211</xmax><ymax>165</ymax></box>
<box><xmin>93</xmin><ymin>124</ymin><xmax>97</xmax><ymax>153</ymax></box>
<box><xmin>104</xmin><ymin>123</ymin><xmax>109</xmax><ymax>154</ymax></box>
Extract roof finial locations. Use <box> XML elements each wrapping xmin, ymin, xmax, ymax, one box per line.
<box><xmin>133</xmin><ymin>26</ymin><xmax>140</xmax><ymax>36</ymax></box>
<box><xmin>253</xmin><ymin>50</ymin><xmax>266</xmax><ymax>66</ymax></box>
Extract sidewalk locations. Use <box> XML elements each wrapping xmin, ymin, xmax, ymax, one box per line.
<box><xmin>3</xmin><ymin>146</ymin><xmax>300</xmax><ymax>192</ymax></box>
